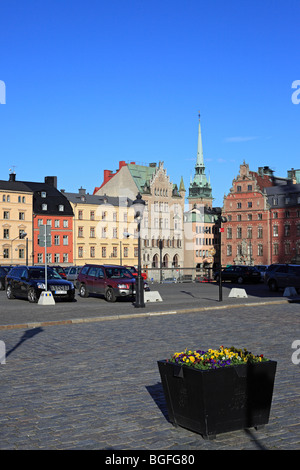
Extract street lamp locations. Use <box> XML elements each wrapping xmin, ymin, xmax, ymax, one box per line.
<box><xmin>132</xmin><ymin>193</ymin><xmax>145</xmax><ymax>308</ymax></box>
<box><xmin>206</xmin><ymin>208</ymin><xmax>227</xmax><ymax>301</ymax></box>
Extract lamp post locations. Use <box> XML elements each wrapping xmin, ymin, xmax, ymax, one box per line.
<box><xmin>206</xmin><ymin>208</ymin><xmax>227</xmax><ymax>302</ymax></box>
<box><xmin>132</xmin><ymin>193</ymin><xmax>145</xmax><ymax>308</ymax></box>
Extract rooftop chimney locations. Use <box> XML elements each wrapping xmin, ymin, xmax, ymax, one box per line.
<box><xmin>45</xmin><ymin>176</ymin><xmax>57</xmax><ymax>188</ymax></box>
<box><xmin>9</xmin><ymin>173</ymin><xmax>16</xmax><ymax>182</ymax></box>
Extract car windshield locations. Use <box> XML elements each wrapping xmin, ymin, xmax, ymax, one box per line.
<box><xmin>28</xmin><ymin>268</ymin><xmax>62</xmax><ymax>280</ymax></box>
<box><xmin>105</xmin><ymin>267</ymin><xmax>133</xmax><ymax>279</ymax></box>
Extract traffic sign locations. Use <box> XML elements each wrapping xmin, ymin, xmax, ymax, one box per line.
<box><xmin>39</xmin><ymin>225</ymin><xmax>51</xmax><ymax>247</ymax></box>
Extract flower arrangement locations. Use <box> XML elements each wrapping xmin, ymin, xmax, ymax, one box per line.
<box><xmin>168</xmin><ymin>346</ymin><xmax>268</xmax><ymax>370</ymax></box>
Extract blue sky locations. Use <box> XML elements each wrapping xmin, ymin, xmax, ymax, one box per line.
<box><xmin>0</xmin><ymin>0</ymin><xmax>299</xmax><ymax>207</ymax></box>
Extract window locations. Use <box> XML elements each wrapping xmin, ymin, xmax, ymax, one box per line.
<box><xmin>285</xmin><ymin>243</ymin><xmax>290</xmax><ymax>255</ymax></box>
<box><xmin>90</xmin><ymin>211</ymin><xmax>95</xmax><ymax>220</ymax></box>
<box><xmin>19</xmin><ymin>248</ymin><xmax>25</xmax><ymax>259</ymax></box>
<box><xmin>41</xmin><ymin>191</ymin><xmax>46</xmax><ymax>198</ymax></box>
<box><xmin>273</xmin><ymin>244</ymin><xmax>279</xmax><ymax>255</ymax></box>
<box><xmin>102</xmin><ymin>246</ymin><xmax>106</xmax><ymax>257</ymax></box>
<box><xmin>90</xmin><ymin>246</ymin><xmax>95</xmax><ymax>258</ymax></box>
<box><xmin>112</xmin><ymin>246</ymin><xmax>117</xmax><ymax>258</ymax></box>
<box><xmin>54</xmin><ymin>253</ymin><xmax>60</xmax><ymax>263</ymax></box>
<box><xmin>258</xmin><ymin>227</ymin><xmax>263</xmax><ymax>238</ymax></box>
<box><xmin>113</xmin><ymin>228</ymin><xmax>117</xmax><ymax>238</ymax></box>
<box><xmin>78</xmin><ymin>227</ymin><xmax>83</xmax><ymax>237</ymax></box>
<box><xmin>102</xmin><ymin>211</ymin><xmax>107</xmax><ymax>220</ymax></box>
<box><xmin>63</xmin><ymin>253</ymin><xmax>68</xmax><ymax>263</ymax></box>
<box><xmin>227</xmin><ymin>245</ymin><xmax>232</xmax><ymax>256</ymax></box>
<box><xmin>134</xmin><ymin>247</ymin><xmax>138</xmax><ymax>257</ymax></box>
<box><xmin>258</xmin><ymin>244</ymin><xmax>263</xmax><ymax>256</ymax></box>
<box><xmin>273</xmin><ymin>225</ymin><xmax>278</xmax><ymax>237</ymax></box>
<box><xmin>63</xmin><ymin>235</ymin><xmax>68</xmax><ymax>245</ymax></box>
<box><xmin>247</xmin><ymin>185</ymin><xmax>252</xmax><ymax>191</ymax></box>
<box><xmin>58</xmin><ymin>205</ymin><xmax>64</xmax><ymax>211</ymax></box>
<box><xmin>3</xmin><ymin>211</ymin><xmax>9</xmax><ymax>219</ymax></box>
<box><xmin>248</xmin><ymin>202</ymin><xmax>252</xmax><ymax>208</ymax></box>
<box><xmin>102</xmin><ymin>227</ymin><xmax>107</xmax><ymax>238</ymax></box>
<box><xmin>63</xmin><ymin>220</ymin><xmax>68</xmax><ymax>228</ymax></box>
<box><xmin>237</xmin><ymin>202</ymin><xmax>242</xmax><ymax>209</ymax></box>
<box><xmin>247</xmin><ymin>214</ymin><xmax>252</xmax><ymax>220</ymax></box>
<box><xmin>284</xmin><ymin>225</ymin><xmax>290</xmax><ymax>236</ymax></box>
<box><xmin>78</xmin><ymin>210</ymin><xmax>83</xmax><ymax>220</ymax></box>
<box><xmin>78</xmin><ymin>246</ymin><xmax>83</xmax><ymax>258</ymax></box>
<box><xmin>3</xmin><ymin>248</ymin><xmax>9</xmax><ymax>259</ymax></box>
<box><xmin>237</xmin><ymin>214</ymin><xmax>242</xmax><ymax>221</ymax></box>
<box><xmin>19</xmin><ymin>212</ymin><xmax>25</xmax><ymax>220</ymax></box>
<box><xmin>46</xmin><ymin>253</ymin><xmax>52</xmax><ymax>263</ymax></box>
<box><xmin>285</xmin><ymin>211</ymin><xmax>290</xmax><ymax>218</ymax></box>
<box><xmin>90</xmin><ymin>227</ymin><xmax>95</xmax><ymax>238</ymax></box>
<box><xmin>258</xmin><ymin>213</ymin><xmax>262</xmax><ymax>220</ymax></box>
<box><xmin>42</xmin><ymin>203</ymin><xmax>47</xmax><ymax>211</ymax></box>
<box><xmin>273</xmin><ymin>212</ymin><xmax>278</xmax><ymax>219</ymax></box>
<box><xmin>54</xmin><ymin>235</ymin><xmax>60</xmax><ymax>245</ymax></box>
<box><xmin>227</xmin><ymin>214</ymin><xmax>232</xmax><ymax>221</ymax></box>
<box><xmin>226</xmin><ymin>227</ymin><xmax>232</xmax><ymax>239</ymax></box>
<box><xmin>273</xmin><ymin>198</ymin><xmax>278</xmax><ymax>205</ymax></box>
<box><xmin>55</xmin><ymin>219</ymin><xmax>60</xmax><ymax>227</ymax></box>
<box><xmin>237</xmin><ymin>185</ymin><xmax>241</xmax><ymax>192</ymax></box>
<box><xmin>38</xmin><ymin>219</ymin><xmax>43</xmax><ymax>226</ymax></box>
<box><xmin>37</xmin><ymin>253</ymin><xmax>43</xmax><ymax>263</ymax></box>
<box><xmin>124</xmin><ymin>246</ymin><xmax>128</xmax><ymax>258</ymax></box>
<box><xmin>47</xmin><ymin>219</ymin><xmax>52</xmax><ymax>226</ymax></box>
<box><xmin>247</xmin><ymin>227</ymin><xmax>252</xmax><ymax>239</ymax></box>
<box><xmin>237</xmin><ymin>227</ymin><xmax>242</xmax><ymax>239</ymax></box>
<box><xmin>3</xmin><ymin>228</ymin><xmax>9</xmax><ymax>239</ymax></box>
<box><xmin>2</xmin><ymin>195</ymin><xmax>5</xmax><ymax>202</ymax></box>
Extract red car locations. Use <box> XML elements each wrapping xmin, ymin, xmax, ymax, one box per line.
<box><xmin>124</xmin><ymin>266</ymin><xmax>147</xmax><ymax>280</ymax></box>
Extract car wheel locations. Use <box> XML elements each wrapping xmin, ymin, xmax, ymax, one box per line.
<box><xmin>28</xmin><ymin>288</ymin><xmax>38</xmax><ymax>303</ymax></box>
<box><xmin>6</xmin><ymin>285</ymin><xmax>15</xmax><ymax>299</ymax></box>
<box><xmin>105</xmin><ymin>287</ymin><xmax>116</xmax><ymax>302</ymax></box>
<box><xmin>79</xmin><ymin>284</ymin><xmax>89</xmax><ymax>298</ymax></box>
<box><xmin>269</xmin><ymin>280</ymin><xmax>278</xmax><ymax>292</ymax></box>
<box><xmin>237</xmin><ymin>276</ymin><xmax>244</xmax><ymax>284</ymax></box>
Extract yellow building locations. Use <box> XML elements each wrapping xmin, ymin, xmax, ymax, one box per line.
<box><xmin>0</xmin><ymin>174</ymin><xmax>33</xmax><ymax>265</ymax></box>
<box><xmin>63</xmin><ymin>188</ymin><xmax>138</xmax><ymax>267</ymax></box>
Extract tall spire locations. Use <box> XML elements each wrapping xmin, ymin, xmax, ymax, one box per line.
<box><xmin>188</xmin><ymin>111</ymin><xmax>213</xmax><ymax>206</ymax></box>
<box><xmin>196</xmin><ymin>111</ymin><xmax>204</xmax><ymax>169</ymax></box>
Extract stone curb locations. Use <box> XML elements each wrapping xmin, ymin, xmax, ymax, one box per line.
<box><xmin>0</xmin><ymin>299</ymin><xmax>289</xmax><ymax>331</ymax></box>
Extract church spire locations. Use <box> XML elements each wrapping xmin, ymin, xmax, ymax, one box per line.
<box><xmin>188</xmin><ymin>112</ymin><xmax>213</xmax><ymax>207</ymax></box>
<box><xmin>196</xmin><ymin>111</ymin><xmax>204</xmax><ymax>169</ymax></box>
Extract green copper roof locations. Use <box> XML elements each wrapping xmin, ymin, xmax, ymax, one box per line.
<box><xmin>127</xmin><ymin>163</ymin><xmax>157</xmax><ymax>193</ymax></box>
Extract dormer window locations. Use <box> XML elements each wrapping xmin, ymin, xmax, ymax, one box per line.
<box><xmin>42</xmin><ymin>203</ymin><xmax>47</xmax><ymax>211</ymax></box>
<box><xmin>58</xmin><ymin>205</ymin><xmax>64</xmax><ymax>211</ymax></box>
<box><xmin>41</xmin><ymin>191</ymin><xmax>47</xmax><ymax>198</ymax></box>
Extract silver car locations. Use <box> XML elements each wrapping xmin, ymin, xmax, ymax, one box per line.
<box><xmin>65</xmin><ymin>266</ymin><xmax>83</xmax><ymax>283</ymax></box>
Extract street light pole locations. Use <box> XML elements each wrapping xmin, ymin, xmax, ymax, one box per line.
<box><xmin>132</xmin><ymin>193</ymin><xmax>145</xmax><ymax>308</ymax></box>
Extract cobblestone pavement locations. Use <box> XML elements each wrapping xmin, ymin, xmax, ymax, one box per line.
<box><xmin>0</xmin><ymin>284</ymin><xmax>299</xmax><ymax>451</ymax></box>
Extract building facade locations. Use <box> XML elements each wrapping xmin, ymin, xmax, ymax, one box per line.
<box><xmin>0</xmin><ymin>173</ymin><xmax>33</xmax><ymax>265</ymax></box>
<box><xmin>93</xmin><ymin>160</ymin><xmax>185</xmax><ymax>270</ymax></box>
<box><xmin>221</xmin><ymin>162</ymin><xmax>300</xmax><ymax>266</ymax></box>
<box><xmin>64</xmin><ymin>188</ymin><xmax>138</xmax><ymax>266</ymax></box>
<box><xmin>0</xmin><ymin>173</ymin><xmax>74</xmax><ymax>266</ymax></box>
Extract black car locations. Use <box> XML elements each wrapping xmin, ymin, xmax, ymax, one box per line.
<box><xmin>264</xmin><ymin>264</ymin><xmax>300</xmax><ymax>292</ymax></box>
<box><xmin>6</xmin><ymin>266</ymin><xmax>75</xmax><ymax>303</ymax></box>
<box><xmin>214</xmin><ymin>265</ymin><xmax>261</xmax><ymax>284</ymax></box>
<box><xmin>0</xmin><ymin>266</ymin><xmax>12</xmax><ymax>290</ymax></box>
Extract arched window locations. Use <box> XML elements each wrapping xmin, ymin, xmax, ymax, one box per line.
<box><xmin>152</xmin><ymin>254</ymin><xmax>159</xmax><ymax>268</ymax></box>
<box><xmin>172</xmin><ymin>254</ymin><xmax>179</xmax><ymax>267</ymax></box>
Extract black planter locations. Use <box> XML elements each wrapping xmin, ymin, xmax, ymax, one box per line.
<box><xmin>157</xmin><ymin>359</ymin><xmax>277</xmax><ymax>439</ymax></box>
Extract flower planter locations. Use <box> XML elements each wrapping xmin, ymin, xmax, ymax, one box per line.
<box><xmin>157</xmin><ymin>359</ymin><xmax>277</xmax><ymax>439</ymax></box>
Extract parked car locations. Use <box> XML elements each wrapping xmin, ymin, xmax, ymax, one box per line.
<box><xmin>264</xmin><ymin>264</ymin><xmax>300</xmax><ymax>292</ymax></box>
<box><xmin>51</xmin><ymin>265</ymin><xmax>67</xmax><ymax>279</ymax></box>
<box><xmin>77</xmin><ymin>264</ymin><xmax>150</xmax><ymax>302</ymax></box>
<box><xmin>6</xmin><ymin>266</ymin><xmax>75</xmax><ymax>303</ymax></box>
<box><xmin>124</xmin><ymin>266</ymin><xmax>147</xmax><ymax>280</ymax></box>
<box><xmin>0</xmin><ymin>266</ymin><xmax>12</xmax><ymax>290</ymax></box>
<box><xmin>254</xmin><ymin>265</ymin><xmax>269</xmax><ymax>281</ymax></box>
<box><xmin>64</xmin><ymin>266</ymin><xmax>82</xmax><ymax>283</ymax></box>
<box><xmin>214</xmin><ymin>265</ymin><xmax>261</xmax><ymax>284</ymax></box>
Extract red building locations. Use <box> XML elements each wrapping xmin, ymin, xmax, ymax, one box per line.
<box><xmin>25</xmin><ymin>177</ymin><xmax>74</xmax><ymax>266</ymax></box>
<box><xmin>221</xmin><ymin>162</ymin><xmax>300</xmax><ymax>266</ymax></box>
